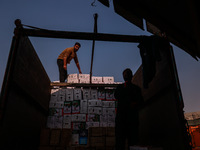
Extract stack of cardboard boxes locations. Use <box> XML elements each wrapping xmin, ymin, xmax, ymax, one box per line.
<box><xmin>67</xmin><ymin>74</ymin><xmax>115</xmax><ymax>84</ymax></box>
<box><xmin>39</xmin><ymin>75</ymin><xmax>118</xmax><ymax>149</ymax></box>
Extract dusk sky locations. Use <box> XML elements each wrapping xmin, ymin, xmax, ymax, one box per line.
<box><xmin>0</xmin><ymin>0</ymin><xmax>199</xmax><ymax>113</ymax></box>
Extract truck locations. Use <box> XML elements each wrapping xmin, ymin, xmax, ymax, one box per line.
<box><xmin>0</xmin><ymin>20</ymin><xmax>192</xmax><ymax>150</ymax></box>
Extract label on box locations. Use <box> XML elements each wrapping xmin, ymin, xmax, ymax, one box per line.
<box><xmin>105</xmin><ymin>89</ymin><xmax>115</xmax><ymax>101</ymax></box>
<box><xmin>63</xmin><ymin>101</ymin><xmax>72</xmax><ymax>114</ymax></box>
<box><xmin>87</xmin><ymin>114</ymin><xmax>100</xmax><ymax>122</ymax></box>
<box><xmin>72</xmin><ymin>100</ymin><xmax>80</xmax><ymax>114</ymax></box>
<box><xmin>71</xmin><ymin>133</ymin><xmax>79</xmax><ymax>145</ymax></box>
<box><xmin>72</xmin><ymin>114</ymin><xmax>86</xmax><ymax>122</ymax></box>
<box><xmin>49</xmin><ymin>108</ymin><xmax>63</xmax><ymax>116</ymax></box>
<box><xmin>98</xmin><ymin>89</ymin><xmax>106</xmax><ymax>100</ymax></box>
<box><xmin>86</xmin><ymin>122</ymin><xmax>100</xmax><ymax>129</ymax></box>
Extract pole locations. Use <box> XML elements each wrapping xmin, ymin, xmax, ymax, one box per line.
<box><xmin>90</xmin><ymin>13</ymin><xmax>98</xmax><ymax>84</ymax></box>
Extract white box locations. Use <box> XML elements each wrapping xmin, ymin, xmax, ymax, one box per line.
<box><xmin>50</xmin><ymin>89</ymin><xmax>59</xmax><ymax>102</ymax></box>
<box><xmin>82</xmin><ymin>89</ymin><xmax>91</xmax><ymax>100</ymax></box>
<box><xmin>102</xmin><ymin>101</ymin><xmax>115</xmax><ymax>108</ymax></box>
<box><xmin>103</xmin><ymin>76</ymin><xmax>114</xmax><ymax>83</ymax></box>
<box><xmin>100</xmin><ymin>122</ymin><xmax>108</xmax><ymax>127</ymax></box>
<box><xmin>71</xmin><ymin>133</ymin><xmax>79</xmax><ymax>145</ymax></box>
<box><xmin>87</xmin><ymin>114</ymin><xmax>100</xmax><ymax>122</ymax></box>
<box><xmin>88</xmin><ymin>99</ymin><xmax>102</xmax><ymax>107</ymax></box>
<box><xmin>90</xmin><ymin>89</ymin><xmax>98</xmax><ymax>99</ymax></box>
<box><xmin>72</xmin><ymin>114</ymin><xmax>86</xmax><ymax>122</ymax></box>
<box><xmin>79</xmin><ymin>74</ymin><xmax>90</xmax><ymax>80</ymax></box>
<box><xmin>47</xmin><ymin>116</ymin><xmax>55</xmax><ymax>128</ymax></box>
<box><xmin>74</xmin><ymin>88</ymin><xmax>82</xmax><ymax>100</ymax></box>
<box><xmin>107</xmin><ymin>114</ymin><xmax>115</xmax><ymax>123</ymax></box>
<box><xmin>66</xmin><ymin>88</ymin><xmax>74</xmax><ymax>101</ymax></box>
<box><xmin>102</xmin><ymin>108</ymin><xmax>115</xmax><ymax>115</ymax></box>
<box><xmin>92</xmin><ymin>76</ymin><xmax>102</xmax><ymax>83</ymax></box>
<box><xmin>86</xmin><ymin>122</ymin><xmax>100</xmax><ymax>129</ymax></box>
<box><xmin>54</xmin><ymin>116</ymin><xmax>63</xmax><ymax>129</ymax></box>
<box><xmin>100</xmin><ymin>114</ymin><xmax>108</xmax><ymax>123</ymax></box>
<box><xmin>57</xmin><ymin>94</ymin><xmax>65</xmax><ymax>102</ymax></box>
<box><xmin>63</xmin><ymin>122</ymin><xmax>71</xmax><ymax>129</ymax></box>
<box><xmin>79</xmin><ymin>78</ymin><xmax>90</xmax><ymax>83</ymax></box>
<box><xmin>67</xmin><ymin>78</ymin><xmax>79</xmax><ymax>83</ymax></box>
<box><xmin>80</xmin><ymin>100</ymin><xmax>88</xmax><ymax>113</ymax></box>
<box><xmin>88</xmin><ymin>107</ymin><xmax>102</xmax><ymax>114</ymax></box>
<box><xmin>68</xmin><ymin>73</ymin><xmax>79</xmax><ymax>79</ymax></box>
<box><xmin>59</xmin><ymin>88</ymin><xmax>66</xmax><ymax>96</ymax></box>
<box><xmin>63</xmin><ymin>114</ymin><xmax>72</xmax><ymax>122</ymax></box>
<box><xmin>49</xmin><ymin>101</ymin><xmax>64</xmax><ymax>108</ymax></box>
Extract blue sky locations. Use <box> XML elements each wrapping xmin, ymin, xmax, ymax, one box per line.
<box><xmin>0</xmin><ymin>0</ymin><xmax>199</xmax><ymax>113</ymax></box>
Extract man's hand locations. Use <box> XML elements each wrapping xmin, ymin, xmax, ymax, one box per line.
<box><xmin>63</xmin><ymin>65</ymin><xmax>67</xmax><ymax>70</ymax></box>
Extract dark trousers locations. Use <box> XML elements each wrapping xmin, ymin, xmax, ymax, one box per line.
<box><xmin>57</xmin><ymin>59</ymin><xmax>68</xmax><ymax>82</ymax></box>
<box><xmin>115</xmin><ymin>120</ymin><xmax>139</xmax><ymax>150</ymax></box>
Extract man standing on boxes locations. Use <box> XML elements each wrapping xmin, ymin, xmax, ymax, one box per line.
<box><xmin>57</xmin><ymin>42</ymin><xmax>82</xmax><ymax>82</ymax></box>
<box><xmin>114</xmin><ymin>68</ymin><xmax>143</xmax><ymax>150</ymax></box>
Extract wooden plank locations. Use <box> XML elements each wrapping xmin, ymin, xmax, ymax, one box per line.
<box><xmin>23</xmin><ymin>28</ymin><xmax>144</xmax><ymax>43</ymax></box>
<box><xmin>50</xmin><ymin>82</ymin><xmax>119</xmax><ymax>88</ymax></box>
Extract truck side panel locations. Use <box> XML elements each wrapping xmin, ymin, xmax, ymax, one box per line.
<box><xmin>0</xmin><ymin>35</ymin><xmax>51</xmax><ymax>149</ymax></box>
<box><xmin>132</xmin><ymin>47</ymin><xmax>190</xmax><ymax>150</ymax></box>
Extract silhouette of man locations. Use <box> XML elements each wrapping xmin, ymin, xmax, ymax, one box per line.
<box><xmin>115</xmin><ymin>68</ymin><xmax>143</xmax><ymax>150</ymax></box>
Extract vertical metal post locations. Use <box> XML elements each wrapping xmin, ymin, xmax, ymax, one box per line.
<box><xmin>90</xmin><ymin>13</ymin><xmax>98</xmax><ymax>84</ymax></box>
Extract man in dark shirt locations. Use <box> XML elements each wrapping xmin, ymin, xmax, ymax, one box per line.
<box><xmin>115</xmin><ymin>68</ymin><xmax>143</xmax><ymax>150</ymax></box>
<box><xmin>57</xmin><ymin>42</ymin><xmax>82</xmax><ymax>82</ymax></box>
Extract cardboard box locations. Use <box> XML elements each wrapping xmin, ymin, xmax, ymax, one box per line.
<box><xmin>63</xmin><ymin>101</ymin><xmax>72</xmax><ymax>114</ymax></box>
<box><xmin>68</xmin><ymin>78</ymin><xmax>79</xmax><ymax>83</ymax></box>
<box><xmin>102</xmin><ymin>108</ymin><xmax>115</xmax><ymax>116</ymax></box>
<box><xmin>103</xmin><ymin>77</ymin><xmax>114</xmax><ymax>84</ymax></box>
<box><xmin>50</xmin><ymin>129</ymin><xmax>61</xmax><ymax>146</ymax></box>
<box><xmin>105</xmin><ymin>89</ymin><xmax>115</xmax><ymax>101</ymax></box>
<box><xmin>89</xmin><ymin>137</ymin><xmax>105</xmax><ymax>147</ymax></box>
<box><xmin>62</xmin><ymin>122</ymin><xmax>71</xmax><ymax>129</ymax></box>
<box><xmin>79</xmin><ymin>74</ymin><xmax>90</xmax><ymax>80</ymax></box>
<box><xmin>79</xmin><ymin>78</ymin><xmax>90</xmax><ymax>83</ymax></box>
<box><xmin>74</xmin><ymin>88</ymin><xmax>82</xmax><ymax>100</ymax></box>
<box><xmin>71</xmin><ymin>133</ymin><xmax>79</xmax><ymax>145</ymax></box>
<box><xmin>79</xmin><ymin>137</ymin><xmax>88</xmax><ymax>145</ymax></box>
<box><xmin>105</xmin><ymin>137</ymin><xmax>115</xmax><ymax>147</ymax></box>
<box><xmin>72</xmin><ymin>122</ymin><xmax>86</xmax><ymax>130</ymax></box>
<box><xmin>92</xmin><ymin>76</ymin><xmax>103</xmax><ymax>83</ymax></box>
<box><xmin>90</xmin><ymin>89</ymin><xmax>98</xmax><ymax>99</ymax></box>
<box><xmin>72</xmin><ymin>100</ymin><xmax>80</xmax><ymax>114</ymax></box>
<box><xmin>89</xmin><ymin>127</ymin><xmax>106</xmax><ymax>137</ymax></box>
<box><xmin>88</xmin><ymin>99</ymin><xmax>102</xmax><ymax>107</ymax></box>
<box><xmin>60</xmin><ymin>129</ymin><xmax>72</xmax><ymax>147</ymax></box>
<box><xmin>86</xmin><ymin>122</ymin><xmax>100</xmax><ymax>129</ymax></box>
<box><xmin>66</xmin><ymin>88</ymin><xmax>74</xmax><ymax>101</ymax></box>
<box><xmin>49</xmin><ymin>101</ymin><xmax>64</xmax><ymax>109</ymax></box>
<box><xmin>106</xmin><ymin>127</ymin><xmax>115</xmax><ymax>136</ymax></box>
<box><xmin>54</xmin><ymin>116</ymin><xmax>63</xmax><ymax>129</ymax></box>
<box><xmin>40</xmin><ymin>128</ymin><xmax>50</xmax><ymax>146</ymax></box>
<box><xmin>80</xmin><ymin>100</ymin><xmax>88</xmax><ymax>114</ymax></box>
<box><xmin>98</xmin><ymin>89</ymin><xmax>106</xmax><ymax>100</ymax></box>
<box><xmin>82</xmin><ymin>89</ymin><xmax>91</xmax><ymax>100</ymax></box>
<box><xmin>49</xmin><ymin>108</ymin><xmax>63</xmax><ymax>116</ymax></box>
<box><xmin>88</xmin><ymin>107</ymin><xmax>102</xmax><ymax>115</ymax></box>
<box><xmin>72</xmin><ymin>114</ymin><xmax>86</xmax><ymax>122</ymax></box>
<box><xmin>87</xmin><ymin>114</ymin><xmax>100</xmax><ymax>122</ymax></box>
<box><xmin>102</xmin><ymin>101</ymin><xmax>115</xmax><ymax>108</ymax></box>
<box><xmin>68</xmin><ymin>73</ymin><xmax>79</xmax><ymax>79</ymax></box>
